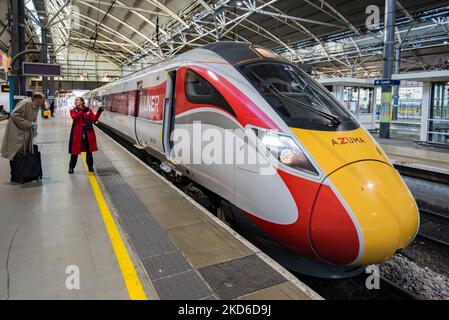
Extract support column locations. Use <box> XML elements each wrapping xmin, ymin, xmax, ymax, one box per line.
<box><xmin>392</xmin><ymin>44</ymin><xmax>401</xmax><ymax>121</ymax></box>
<box><xmin>334</xmin><ymin>85</ymin><xmax>344</xmax><ymax>106</ymax></box>
<box><xmin>11</xmin><ymin>0</ymin><xmax>26</xmax><ymax>110</ymax></box>
<box><xmin>49</xmin><ymin>54</ymin><xmax>55</xmax><ymax>95</ymax></box>
<box><xmin>379</xmin><ymin>0</ymin><xmax>397</xmax><ymax>139</ymax></box>
<box><xmin>420</xmin><ymin>82</ymin><xmax>431</xmax><ymax>143</ymax></box>
<box><xmin>41</xmin><ymin>27</ymin><xmax>48</xmax><ymax>97</ymax></box>
<box><xmin>94</xmin><ymin>54</ymin><xmax>98</xmax><ymax>82</ymax></box>
<box><xmin>372</xmin><ymin>85</ymin><xmax>378</xmax><ymax>128</ymax></box>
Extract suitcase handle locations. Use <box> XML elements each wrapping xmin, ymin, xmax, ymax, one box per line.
<box><xmin>23</xmin><ymin>128</ymin><xmax>35</xmax><ymax>155</ymax></box>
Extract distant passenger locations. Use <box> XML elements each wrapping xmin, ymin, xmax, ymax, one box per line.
<box><xmin>0</xmin><ymin>105</ymin><xmax>9</xmax><ymax>119</ymax></box>
<box><xmin>49</xmin><ymin>100</ymin><xmax>55</xmax><ymax>117</ymax></box>
<box><xmin>68</xmin><ymin>97</ymin><xmax>103</xmax><ymax>174</ymax></box>
<box><xmin>1</xmin><ymin>92</ymin><xmax>45</xmax><ymax>163</ymax></box>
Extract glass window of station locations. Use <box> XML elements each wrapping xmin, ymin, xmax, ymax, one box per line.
<box><xmin>343</xmin><ymin>87</ymin><xmax>373</xmax><ymax>114</ymax></box>
<box><xmin>375</xmin><ymin>81</ymin><xmax>423</xmax><ymax>121</ymax></box>
<box><xmin>429</xmin><ymin>82</ymin><xmax>449</xmax><ymax>145</ymax></box>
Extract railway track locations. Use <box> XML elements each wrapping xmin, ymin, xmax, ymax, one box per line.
<box><xmin>395</xmin><ymin>164</ymin><xmax>449</xmax><ymax>185</ymax></box>
<box><xmin>293</xmin><ymin>273</ymin><xmax>423</xmax><ymax>300</ymax></box>
<box><xmin>379</xmin><ymin>276</ymin><xmax>423</xmax><ymax>300</ymax></box>
<box><xmin>418</xmin><ymin>209</ymin><xmax>449</xmax><ymax>249</ymax></box>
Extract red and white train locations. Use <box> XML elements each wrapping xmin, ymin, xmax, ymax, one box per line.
<box><xmin>85</xmin><ymin>42</ymin><xmax>419</xmax><ymax>277</ymax></box>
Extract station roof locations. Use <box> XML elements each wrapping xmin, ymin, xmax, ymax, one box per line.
<box><xmin>15</xmin><ymin>0</ymin><xmax>449</xmax><ymax>79</ymax></box>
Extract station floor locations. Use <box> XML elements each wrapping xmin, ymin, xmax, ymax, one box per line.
<box><xmin>375</xmin><ymin>133</ymin><xmax>449</xmax><ymax>175</ymax></box>
<box><xmin>0</xmin><ymin>111</ymin><xmax>318</xmax><ymax>300</ymax></box>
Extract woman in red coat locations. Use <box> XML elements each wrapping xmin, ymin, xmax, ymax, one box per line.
<box><xmin>68</xmin><ymin>97</ymin><xmax>103</xmax><ymax>174</ymax></box>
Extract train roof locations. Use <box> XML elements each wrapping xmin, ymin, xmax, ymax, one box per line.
<box><xmin>202</xmin><ymin>41</ymin><xmax>285</xmax><ymax>65</ymax></box>
<box><xmin>88</xmin><ymin>41</ymin><xmax>293</xmax><ymax>94</ymax></box>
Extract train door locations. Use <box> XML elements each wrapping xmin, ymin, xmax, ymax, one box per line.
<box><xmin>134</xmin><ymin>81</ymin><xmax>145</xmax><ymax>147</ymax></box>
<box><xmin>162</xmin><ymin>69</ymin><xmax>177</xmax><ymax>159</ymax></box>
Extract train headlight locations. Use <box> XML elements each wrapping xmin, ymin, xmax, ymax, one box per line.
<box><xmin>279</xmin><ymin>149</ymin><xmax>295</xmax><ymax>165</ymax></box>
<box><xmin>255</xmin><ymin>129</ymin><xmax>318</xmax><ymax>175</ymax></box>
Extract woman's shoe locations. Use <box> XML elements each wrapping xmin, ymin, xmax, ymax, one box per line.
<box><xmin>68</xmin><ymin>168</ymin><xmax>74</xmax><ymax>174</ymax></box>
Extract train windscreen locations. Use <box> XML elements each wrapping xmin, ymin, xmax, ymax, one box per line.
<box><xmin>240</xmin><ymin>61</ymin><xmax>359</xmax><ymax>131</ymax></box>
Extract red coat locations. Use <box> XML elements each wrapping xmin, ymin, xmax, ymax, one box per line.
<box><xmin>69</xmin><ymin>107</ymin><xmax>101</xmax><ymax>155</ymax></box>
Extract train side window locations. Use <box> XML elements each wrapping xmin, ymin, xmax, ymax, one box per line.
<box><xmin>111</xmin><ymin>93</ymin><xmax>119</xmax><ymax>112</ymax></box>
<box><xmin>105</xmin><ymin>95</ymin><xmax>112</xmax><ymax>111</ymax></box>
<box><xmin>127</xmin><ymin>91</ymin><xmax>137</xmax><ymax>116</ymax></box>
<box><xmin>120</xmin><ymin>92</ymin><xmax>128</xmax><ymax>115</ymax></box>
<box><xmin>185</xmin><ymin>70</ymin><xmax>236</xmax><ymax>116</ymax></box>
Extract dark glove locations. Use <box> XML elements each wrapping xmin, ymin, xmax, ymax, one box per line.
<box><xmin>98</xmin><ymin>107</ymin><xmax>104</xmax><ymax>113</ymax></box>
<box><xmin>82</xmin><ymin>107</ymin><xmax>89</xmax><ymax>113</ymax></box>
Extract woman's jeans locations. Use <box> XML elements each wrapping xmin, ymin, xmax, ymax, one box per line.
<box><xmin>70</xmin><ymin>134</ymin><xmax>93</xmax><ymax>169</ymax></box>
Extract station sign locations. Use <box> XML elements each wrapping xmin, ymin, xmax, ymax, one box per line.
<box><xmin>22</xmin><ymin>62</ymin><xmax>61</xmax><ymax>77</ymax></box>
<box><xmin>374</xmin><ymin>79</ymin><xmax>401</xmax><ymax>86</ymax></box>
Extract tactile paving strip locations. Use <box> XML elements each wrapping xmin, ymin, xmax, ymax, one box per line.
<box><xmin>93</xmin><ymin>151</ymin><xmax>214</xmax><ymax>300</ymax></box>
<box><xmin>198</xmin><ymin>255</ymin><xmax>287</xmax><ymax>300</ymax></box>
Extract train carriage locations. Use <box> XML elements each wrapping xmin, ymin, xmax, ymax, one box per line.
<box><xmin>85</xmin><ymin>42</ymin><xmax>419</xmax><ymax>278</ymax></box>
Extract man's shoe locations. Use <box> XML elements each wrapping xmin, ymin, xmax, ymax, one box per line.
<box><xmin>88</xmin><ymin>167</ymin><xmax>94</xmax><ymax>173</ymax></box>
<box><xmin>68</xmin><ymin>168</ymin><xmax>74</xmax><ymax>174</ymax></box>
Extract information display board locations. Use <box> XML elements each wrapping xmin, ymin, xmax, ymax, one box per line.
<box><xmin>22</xmin><ymin>62</ymin><xmax>61</xmax><ymax>77</ymax></box>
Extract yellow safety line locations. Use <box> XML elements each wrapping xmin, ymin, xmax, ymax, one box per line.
<box><xmin>81</xmin><ymin>154</ymin><xmax>147</xmax><ymax>300</ymax></box>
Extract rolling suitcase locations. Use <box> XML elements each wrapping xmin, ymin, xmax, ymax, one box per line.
<box><xmin>11</xmin><ymin>144</ymin><xmax>43</xmax><ymax>184</ymax></box>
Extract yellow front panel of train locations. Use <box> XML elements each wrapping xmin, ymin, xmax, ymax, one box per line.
<box><xmin>291</xmin><ymin>127</ymin><xmax>391</xmax><ymax>175</ymax></box>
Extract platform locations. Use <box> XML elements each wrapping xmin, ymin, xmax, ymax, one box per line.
<box><xmin>0</xmin><ymin>114</ymin><xmax>319</xmax><ymax>300</ymax></box>
<box><xmin>375</xmin><ymin>133</ymin><xmax>449</xmax><ymax>176</ymax></box>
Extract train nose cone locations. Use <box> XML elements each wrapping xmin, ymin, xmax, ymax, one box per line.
<box><xmin>310</xmin><ymin>161</ymin><xmax>419</xmax><ymax>266</ymax></box>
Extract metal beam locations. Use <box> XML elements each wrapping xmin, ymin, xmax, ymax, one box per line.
<box><xmin>143</xmin><ymin>0</ymin><xmax>189</xmax><ymax>28</ymax></box>
<box><xmin>115</xmin><ymin>0</ymin><xmax>168</xmax><ymax>36</ymax></box>
<box><xmin>45</xmin><ymin>0</ymin><xmax>70</xmax><ymax>28</ymax></box>
<box><xmin>124</xmin><ymin>0</ymin><xmax>281</xmax><ymax>66</ymax></box>
<box><xmin>238</xmin><ymin>7</ymin><xmax>346</xmax><ymax>28</ymax></box>
<box><xmin>80</xmin><ymin>0</ymin><xmax>169</xmax><ymax>16</ymax></box>
<box><xmin>306</xmin><ymin>0</ymin><xmax>361</xmax><ymax>36</ymax></box>
<box><xmin>77</xmin><ymin>0</ymin><xmax>163</xmax><ymax>58</ymax></box>
<box><xmin>396</xmin><ymin>0</ymin><xmax>416</xmax><ymax>23</ymax></box>
<box><xmin>70</xmin><ymin>11</ymin><xmax>146</xmax><ymax>52</ymax></box>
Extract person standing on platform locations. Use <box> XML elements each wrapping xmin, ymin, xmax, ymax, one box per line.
<box><xmin>1</xmin><ymin>92</ymin><xmax>45</xmax><ymax>164</ymax></box>
<box><xmin>68</xmin><ymin>97</ymin><xmax>103</xmax><ymax>174</ymax></box>
<box><xmin>49</xmin><ymin>99</ymin><xmax>55</xmax><ymax>117</ymax></box>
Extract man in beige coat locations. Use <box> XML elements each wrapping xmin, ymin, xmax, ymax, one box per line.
<box><xmin>1</xmin><ymin>93</ymin><xmax>45</xmax><ymax>162</ymax></box>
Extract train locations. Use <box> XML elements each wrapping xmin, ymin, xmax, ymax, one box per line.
<box><xmin>84</xmin><ymin>42</ymin><xmax>420</xmax><ymax>278</ymax></box>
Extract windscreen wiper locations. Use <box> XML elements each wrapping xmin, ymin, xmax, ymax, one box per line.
<box><xmin>251</xmin><ymin>71</ymin><xmax>342</xmax><ymax>126</ymax></box>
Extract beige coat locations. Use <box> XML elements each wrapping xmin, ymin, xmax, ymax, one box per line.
<box><xmin>1</xmin><ymin>98</ymin><xmax>39</xmax><ymax>160</ymax></box>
